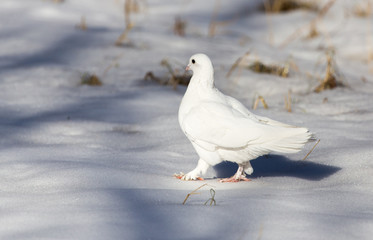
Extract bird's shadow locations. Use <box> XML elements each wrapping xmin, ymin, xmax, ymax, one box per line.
<box><xmin>213</xmin><ymin>155</ymin><xmax>341</xmax><ymax>181</ymax></box>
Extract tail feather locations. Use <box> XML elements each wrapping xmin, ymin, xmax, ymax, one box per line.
<box><xmin>263</xmin><ymin>127</ymin><xmax>314</xmax><ymax>154</ymax></box>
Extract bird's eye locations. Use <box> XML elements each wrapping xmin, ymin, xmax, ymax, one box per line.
<box><xmin>192</xmin><ymin>59</ymin><xmax>195</xmax><ymax>64</ymax></box>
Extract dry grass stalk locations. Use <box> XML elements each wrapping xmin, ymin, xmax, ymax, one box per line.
<box><xmin>144</xmin><ymin>59</ymin><xmax>191</xmax><ymax>89</ymax></box>
<box><xmin>115</xmin><ymin>28</ymin><xmax>133</xmax><ymax>46</ymax></box>
<box><xmin>285</xmin><ymin>90</ymin><xmax>292</xmax><ymax>112</ymax></box>
<box><xmin>174</xmin><ymin>17</ymin><xmax>187</xmax><ymax>36</ymax></box>
<box><xmin>263</xmin><ymin>0</ymin><xmax>318</xmax><ymax>13</ymax></box>
<box><xmin>144</xmin><ymin>72</ymin><xmax>162</xmax><ymax>83</ymax></box>
<box><xmin>302</xmin><ymin>139</ymin><xmax>320</xmax><ymax>161</ymax></box>
<box><xmin>354</xmin><ymin>1</ymin><xmax>372</xmax><ymax>18</ymax></box>
<box><xmin>253</xmin><ymin>95</ymin><xmax>269</xmax><ymax>110</ymax></box>
<box><xmin>248</xmin><ymin>60</ymin><xmax>290</xmax><ymax>78</ymax></box>
<box><xmin>115</xmin><ymin>0</ymin><xmax>139</xmax><ymax>46</ymax></box>
<box><xmin>367</xmin><ymin>14</ymin><xmax>373</xmax><ymax>63</ymax></box>
<box><xmin>204</xmin><ymin>189</ymin><xmax>216</xmax><ymax>206</ymax></box>
<box><xmin>369</xmin><ymin>50</ymin><xmax>373</xmax><ymax>63</ymax></box>
<box><xmin>76</xmin><ymin>16</ymin><xmax>87</xmax><ymax>31</ymax></box>
<box><xmin>209</xmin><ymin>18</ymin><xmax>237</xmax><ymax>37</ymax></box>
<box><xmin>226</xmin><ymin>51</ymin><xmax>251</xmax><ymax>78</ymax></box>
<box><xmin>208</xmin><ymin>0</ymin><xmax>221</xmax><ymax>37</ymax></box>
<box><xmin>314</xmin><ymin>52</ymin><xmax>342</xmax><ymax>93</ymax></box>
<box><xmin>81</xmin><ymin>73</ymin><xmax>103</xmax><ymax>86</ymax></box>
<box><xmin>306</xmin><ymin>23</ymin><xmax>319</xmax><ymax>39</ymax></box>
<box><xmin>161</xmin><ymin>59</ymin><xmax>190</xmax><ymax>88</ymax></box>
<box><xmin>208</xmin><ymin>0</ymin><xmax>237</xmax><ymax>37</ymax></box>
<box><xmin>262</xmin><ymin>0</ymin><xmax>271</xmax><ymax>13</ymax></box>
<box><xmin>288</xmin><ymin>58</ymin><xmax>300</xmax><ymax>72</ymax></box>
<box><xmin>257</xmin><ymin>224</ymin><xmax>264</xmax><ymax>240</ymax></box>
<box><xmin>103</xmin><ymin>53</ymin><xmax>125</xmax><ymax>76</ymax></box>
<box><xmin>182</xmin><ymin>184</ymin><xmax>216</xmax><ymax>205</ymax></box>
<box><xmin>279</xmin><ymin>0</ymin><xmax>336</xmax><ymax>48</ymax></box>
<box><xmin>262</xmin><ymin>0</ymin><xmax>274</xmax><ymax>44</ymax></box>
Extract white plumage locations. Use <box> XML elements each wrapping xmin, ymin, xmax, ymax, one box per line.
<box><xmin>177</xmin><ymin>53</ymin><xmax>314</xmax><ymax>182</ymax></box>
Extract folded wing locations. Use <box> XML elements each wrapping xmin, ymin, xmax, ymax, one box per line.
<box><xmin>181</xmin><ymin>101</ymin><xmax>312</xmax><ymax>155</ymax></box>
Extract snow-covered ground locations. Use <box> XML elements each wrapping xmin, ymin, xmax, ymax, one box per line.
<box><xmin>1</xmin><ymin>0</ymin><xmax>373</xmax><ymax>239</ymax></box>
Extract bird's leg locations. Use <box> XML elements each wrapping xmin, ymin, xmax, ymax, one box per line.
<box><xmin>219</xmin><ymin>164</ymin><xmax>251</xmax><ymax>183</ymax></box>
<box><xmin>174</xmin><ymin>158</ymin><xmax>209</xmax><ymax>181</ymax></box>
<box><xmin>243</xmin><ymin>161</ymin><xmax>254</xmax><ymax>176</ymax></box>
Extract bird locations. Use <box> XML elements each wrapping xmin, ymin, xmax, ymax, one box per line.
<box><xmin>175</xmin><ymin>53</ymin><xmax>314</xmax><ymax>182</ymax></box>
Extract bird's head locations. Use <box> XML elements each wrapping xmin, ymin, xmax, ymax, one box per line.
<box><xmin>186</xmin><ymin>53</ymin><xmax>214</xmax><ymax>75</ymax></box>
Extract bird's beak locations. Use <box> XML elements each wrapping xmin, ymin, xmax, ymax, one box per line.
<box><xmin>185</xmin><ymin>64</ymin><xmax>191</xmax><ymax>71</ymax></box>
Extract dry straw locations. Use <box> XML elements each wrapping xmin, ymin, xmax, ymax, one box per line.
<box><xmin>279</xmin><ymin>0</ymin><xmax>336</xmax><ymax>48</ymax></box>
<box><xmin>208</xmin><ymin>0</ymin><xmax>238</xmax><ymax>37</ymax></box>
<box><xmin>174</xmin><ymin>17</ymin><xmax>187</xmax><ymax>36</ymax></box>
<box><xmin>76</xmin><ymin>16</ymin><xmax>87</xmax><ymax>31</ymax></box>
<box><xmin>353</xmin><ymin>0</ymin><xmax>372</xmax><ymax>18</ymax></box>
<box><xmin>115</xmin><ymin>0</ymin><xmax>140</xmax><ymax>46</ymax></box>
<box><xmin>284</xmin><ymin>90</ymin><xmax>292</xmax><ymax>112</ymax></box>
<box><xmin>302</xmin><ymin>139</ymin><xmax>320</xmax><ymax>161</ymax></box>
<box><xmin>253</xmin><ymin>95</ymin><xmax>269</xmax><ymax>110</ymax></box>
<box><xmin>144</xmin><ymin>59</ymin><xmax>191</xmax><ymax>89</ymax></box>
<box><xmin>182</xmin><ymin>184</ymin><xmax>216</xmax><ymax>206</ymax></box>
<box><xmin>80</xmin><ymin>73</ymin><xmax>102</xmax><ymax>86</ymax></box>
<box><xmin>314</xmin><ymin>51</ymin><xmax>345</xmax><ymax>92</ymax></box>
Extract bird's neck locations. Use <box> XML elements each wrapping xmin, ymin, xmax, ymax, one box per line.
<box><xmin>190</xmin><ymin>70</ymin><xmax>214</xmax><ymax>89</ymax></box>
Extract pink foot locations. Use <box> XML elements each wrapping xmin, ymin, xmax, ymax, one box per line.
<box><xmin>173</xmin><ymin>172</ymin><xmax>204</xmax><ymax>181</ymax></box>
<box><xmin>219</xmin><ymin>175</ymin><xmax>251</xmax><ymax>183</ymax></box>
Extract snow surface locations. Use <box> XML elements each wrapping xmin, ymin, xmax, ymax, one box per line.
<box><xmin>0</xmin><ymin>0</ymin><xmax>373</xmax><ymax>239</ymax></box>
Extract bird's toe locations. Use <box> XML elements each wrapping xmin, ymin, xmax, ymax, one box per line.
<box><xmin>219</xmin><ymin>176</ymin><xmax>251</xmax><ymax>183</ymax></box>
<box><xmin>174</xmin><ymin>172</ymin><xmax>203</xmax><ymax>181</ymax></box>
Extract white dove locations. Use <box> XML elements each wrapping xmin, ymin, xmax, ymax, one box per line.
<box><xmin>176</xmin><ymin>53</ymin><xmax>314</xmax><ymax>182</ymax></box>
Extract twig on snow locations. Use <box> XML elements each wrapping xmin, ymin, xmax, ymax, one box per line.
<box><xmin>302</xmin><ymin>139</ymin><xmax>320</xmax><ymax>161</ymax></box>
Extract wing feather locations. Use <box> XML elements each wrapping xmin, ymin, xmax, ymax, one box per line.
<box><xmin>181</xmin><ymin>101</ymin><xmax>265</xmax><ymax>150</ymax></box>
<box><xmin>182</xmin><ymin>100</ymin><xmax>312</xmax><ymax>155</ymax></box>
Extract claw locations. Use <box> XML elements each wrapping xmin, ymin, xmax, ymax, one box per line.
<box><xmin>219</xmin><ymin>176</ymin><xmax>251</xmax><ymax>183</ymax></box>
<box><xmin>174</xmin><ymin>172</ymin><xmax>185</xmax><ymax>179</ymax></box>
<box><xmin>219</xmin><ymin>164</ymin><xmax>252</xmax><ymax>182</ymax></box>
<box><xmin>173</xmin><ymin>172</ymin><xmax>204</xmax><ymax>181</ymax></box>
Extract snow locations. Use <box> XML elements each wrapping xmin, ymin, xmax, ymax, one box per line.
<box><xmin>0</xmin><ymin>0</ymin><xmax>372</xmax><ymax>239</ymax></box>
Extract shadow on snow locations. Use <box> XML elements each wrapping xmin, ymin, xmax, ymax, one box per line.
<box><xmin>213</xmin><ymin>154</ymin><xmax>341</xmax><ymax>181</ymax></box>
